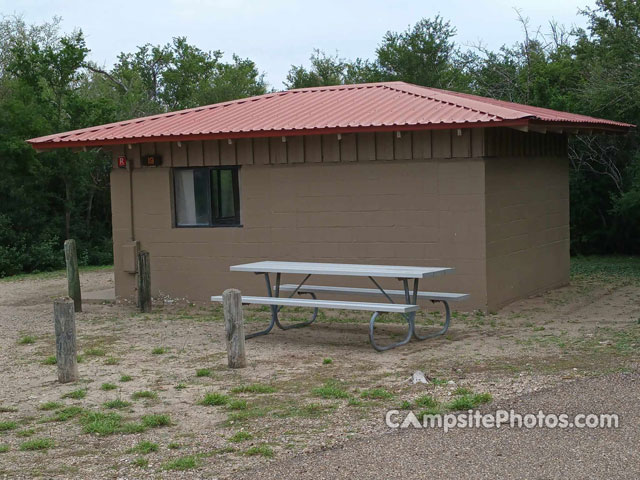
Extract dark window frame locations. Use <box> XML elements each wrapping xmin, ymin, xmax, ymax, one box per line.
<box><xmin>172</xmin><ymin>166</ymin><xmax>241</xmax><ymax>228</ymax></box>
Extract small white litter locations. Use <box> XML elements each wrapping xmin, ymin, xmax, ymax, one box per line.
<box><xmin>410</xmin><ymin>370</ymin><xmax>429</xmax><ymax>384</ymax></box>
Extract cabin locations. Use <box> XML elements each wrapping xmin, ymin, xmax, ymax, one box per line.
<box><xmin>27</xmin><ymin>82</ymin><xmax>633</xmax><ymax>310</ymax></box>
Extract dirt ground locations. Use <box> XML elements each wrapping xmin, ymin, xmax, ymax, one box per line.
<box><xmin>0</xmin><ymin>260</ymin><xmax>638</xmax><ymax>479</ymax></box>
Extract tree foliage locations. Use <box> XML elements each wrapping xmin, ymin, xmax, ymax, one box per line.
<box><xmin>1</xmin><ymin>2</ymin><xmax>639</xmax><ymax>277</ymax></box>
<box><xmin>0</xmin><ymin>16</ymin><xmax>266</xmax><ymax>276</ymax></box>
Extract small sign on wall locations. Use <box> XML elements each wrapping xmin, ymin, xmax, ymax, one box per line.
<box><xmin>142</xmin><ymin>155</ymin><xmax>162</xmax><ymax>167</ymax></box>
<box><xmin>117</xmin><ymin>156</ymin><xmax>127</xmax><ymax>168</ymax></box>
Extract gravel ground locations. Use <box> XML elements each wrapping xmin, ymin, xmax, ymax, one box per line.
<box><xmin>235</xmin><ymin>371</ymin><xmax>640</xmax><ymax>479</ymax></box>
<box><xmin>0</xmin><ymin>266</ymin><xmax>638</xmax><ymax>478</ymax></box>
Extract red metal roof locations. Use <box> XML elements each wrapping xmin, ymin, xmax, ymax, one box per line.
<box><xmin>27</xmin><ymin>82</ymin><xmax>634</xmax><ymax>149</ymax></box>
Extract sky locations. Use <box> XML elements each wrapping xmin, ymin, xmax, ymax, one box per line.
<box><xmin>1</xmin><ymin>0</ymin><xmax>597</xmax><ymax>89</ymax></box>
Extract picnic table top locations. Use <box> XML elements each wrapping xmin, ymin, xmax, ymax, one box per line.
<box><xmin>229</xmin><ymin>261</ymin><xmax>453</xmax><ymax>279</ymax></box>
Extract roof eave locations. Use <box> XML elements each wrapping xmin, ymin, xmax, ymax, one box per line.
<box><xmin>27</xmin><ymin>119</ymin><xmax>531</xmax><ymax>150</ymax></box>
<box><xmin>26</xmin><ymin>118</ymin><xmax>634</xmax><ymax>151</ymax></box>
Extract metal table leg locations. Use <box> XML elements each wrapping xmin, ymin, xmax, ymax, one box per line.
<box><xmin>245</xmin><ymin>272</ymin><xmax>278</xmax><ymax>339</ymax></box>
<box><xmin>413</xmin><ymin>300</ymin><xmax>451</xmax><ymax>340</ymax></box>
<box><xmin>367</xmin><ymin>277</ymin><xmax>416</xmax><ymax>351</ymax></box>
<box><xmin>245</xmin><ymin>272</ymin><xmax>318</xmax><ymax>339</ymax></box>
<box><xmin>368</xmin><ymin>311</ymin><xmax>413</xmax><ymax>352</ymax></box>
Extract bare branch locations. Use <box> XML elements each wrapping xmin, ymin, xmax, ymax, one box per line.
<box><xmin>85</xmin><ymin>63</ymin><xmax>128</xmax><ymax>92</ymax></box>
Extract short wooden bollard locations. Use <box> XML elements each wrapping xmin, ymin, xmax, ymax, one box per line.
<box><xmin>53</xmin><ymin>297</ymin><xmax>78</xmax><ymax>383</ymax></box>
<box><xmin>137</xmin><ymin>250</ymin><xmax>151</xmax><ymax>313</ymax></box>
<box><xmin>64</xmin><ymin>239</ymin><xmax>82</xmax><ymax>313</ymax></box>
<box><xmin>223</xmin><ymin>289</ymin><xmax>246</xmax><ymax>368</ymax></box>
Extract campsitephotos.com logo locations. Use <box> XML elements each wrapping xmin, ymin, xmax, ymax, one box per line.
<box><xmin>385</xmin><ymin>409</ymin><xmax>620</xmax><ymax>433</ymax></box>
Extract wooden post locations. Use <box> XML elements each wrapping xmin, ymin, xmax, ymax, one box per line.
<box><xmin>64</xmin><ymin>239</ymin><xmax>82</xmax><ymax>313</ymax></box>
<box><xmin>137</xmin><ymin>250</ymin><xmax>151</xmax><ymax>313</ymax></box>
<box><xmin>53</xmin><ymin>297</ymin><xmax>78</xmax><ymax>383</ymax></box>
<box><xmin>223</xmin><ymin>288</ymin><xmax>246</xmax><ymax>368</ymax></box>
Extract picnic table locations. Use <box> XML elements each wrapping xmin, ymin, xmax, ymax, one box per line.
<box><xmin>212</xmin><ymin>261</ymin><xmax>468</xmax><ymax>351</ymax></box>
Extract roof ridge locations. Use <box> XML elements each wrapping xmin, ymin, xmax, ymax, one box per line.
<box><xmin>381</xmin><ymin>82</ymin><xmax>524</xmax><ymax>121</ymax></box>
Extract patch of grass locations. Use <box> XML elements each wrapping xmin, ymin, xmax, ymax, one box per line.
<box><xmin>452</xmin><ymin>387</ymin><xmax>473</xmax><ymax>396</ymax></box>
<box><xmin>0</xmin><ymin>421</ymin><xmax>18</xmax><ymax>432</ymax></box>
<box><xmin>101</xmin><ymin>383</ymin><xmax>117</xmax><ymax>391</ymax></box>
<box><xmin>163</xmin><ymin>455</ymin><xmax>199</xmax><ymax>471</ymax></box>
<box><xmin>0</xmin><ymin>444</ymin><xmax>9</xmax><ymax>453</ymax></box>
<box><xmin>141</xmin><ymin>414</ymin><xmax>171</xmax><ymax>428</ymax></box>
<box><xmin>360</xmin><ymin>388</ymin><xmax>393</xmax><ymax>400</ymax></box>
<box><xmin>199</xmin><ymin>392</ymin><xmax>229</xmax><ymax>406</ymax></box>
<box><xmin>131</xmin><ymin>391</ymin><xmax>158</xmax><ymax>400</ymax></box>
<box><xmin>84</xmin><ymin>347</ymin><xmax>106</xmax><ymax>357</ymax></box>
<box><xmin>151</xmin><ymin>347</ymin><xmax>168</xmax><ymax>355</ymax></box>
<box><xmin>312</xmin><ymin>380</ymin><xmax>349</xmax><ymax>399</ymax></box>
<box><xmin>45</xmin><ymin>406</ymin><xmax>84</xmax><ymax>422</ymax></box>
<box><xmin>81</xmin><ymin>412</ymin><xmax>123</xmax><ymax>435</ymax></box>
<box><xmin>226</xmin><ymin>407</ymin><xmax>268</xmax><ymax>424</ymax></box>
<box><xmin>175</xmin><ymin>383</ymin><xmax>187</xmax><ymax>390</ymax></box>
<box><xmin>38</xmin><ymin>401</ymin><xmax>63</xmax><ymax>411</ymax></box>
<box><xmin>570</xmin><ymin>255</ymin><xmax>640</xmax><ymax>283</ymax></box>
<box><xmin>297</xmin><ymin>403</ymin><xmax>332</xmax><ymax>417</ymax></box>
<box><xmin>104</xmin><ymin>399</ymin><xmax>131</xmax><ymax>410</ymax></box>
<box><xmin>414</xmin><ymin>395</ymin><xmax>438</xmax><ymax>409</ymax></box>
<box><xmin>18</xmin><ymin>335</ymin><xmax>36</xmax><ymax>345</ymax></box>
<box><xmin>167</xmin><ymin>442</ymin><xmax>181</xmax><ymax>450</ymax></box>
<box><xmin>133</xmin><ymin>458</ymin><xmax>149</xmax><ymax>468</ymax></box>
<box><xmin>42</xmin><ymin>356</ymin><xmax>57</xmax><ymax>365</ymax></box>
<box><xmin>231</xmin><ymin>383</ymin><xmax>277</xmax><ymax>394</ymax></box>
<box><xmin>400</xmin><ymin>400</ymin><xmax>412</xmax><ymax>409</ymax></box>
<box><xmin>120</xmin><ymin>422</ymin><xmax>147</xmax><ymax>434</ymax></box>
<box><xmin>228</xmin><ymin>399</ymin><xmax>247</xmax><ymax>410</ymax></box>
<box><xmin>0</xmin><ymin>406</ymin><xmax>17</xmax><ymax>413</ymax></box>
<box><xmin>322</xmin><ymin>357</ymin><xmax>333</xmax><ymax>365</ymax></box>
<box><xmin>19</xmin><ymin>438</ymin><xmax>54</xmax><ymax>451</ymax></box>
<box><xmin>128</xmin><ymin>440</ymin><xmax>158</xmax><ymax>454</ymax></box>
<box><xmin>195</xmin><ymin>368</ymin><xmax>211</xmax><ymax>377</ymax></box>
<box><xmin>229</xmin><ymin>431</ymin><xmax>253</xmax><ymax>443</ymax></box>
<box><xmin>447</xmin><ymin>393</ymin><xmax>492</xmax><ymax>411</ymax></box>
<box><xmin>244</xmin><ymin>444</ymin><xmax>274</xmax><ymax>457</ymax></box>
<box><xmin>347</xmin><ymin>397</ymin><xmax>363</xmax><ymax>407</ymax></box>
<box><xmin>104</xmin><ymin>357</ymin><xmax>119</xmax><ymax>365</ymax></box>
<box><xmin>419</xmin><ymin>406</ymin><xmax>444</xmax><ymax>419</ymax></box>
<box><xmin>119</xmin><ymin>375</ymin><xmax>132</xmax><ymax>382</ymax></box>
<box><xmin>62</xmin><ymin>389</ymin><xmax>87</xmax><ymax>400</ymax></box>
<box><xmin>16</xmin><ymin>428</ymin><xmax>35</xmax><ymax>437</ymax></box>
<box><xmin>430</xmin><ymin>377</ymin><xmax>448</xmax><ymax>386</ymax></box>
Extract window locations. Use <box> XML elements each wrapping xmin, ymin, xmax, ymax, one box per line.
<box><xmin>173</xmin><ymin>167</ymin><xmax>240</xmax><ymax>227</ymax></box>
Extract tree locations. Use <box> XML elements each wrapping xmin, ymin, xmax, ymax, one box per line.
<box><xmin>376</xmin><ymin>16</ymin><xmax>470</xmax><ymax>90</ymax></box>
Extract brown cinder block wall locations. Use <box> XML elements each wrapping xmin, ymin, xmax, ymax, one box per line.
<box><xmin>485</xmin><ymin>156</ymin><xmax>570</xmax><ymax>311</ymax></box>
<box><xmin>108</xmin><ymin>127</ymin><xmax>569</xmax><ymax>311</ymax></box>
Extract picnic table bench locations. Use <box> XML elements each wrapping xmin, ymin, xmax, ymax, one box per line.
<box><xmin>211</xmin><ymin>261</ymin><xmax>469</xmax><ymax>351</ymax></box>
